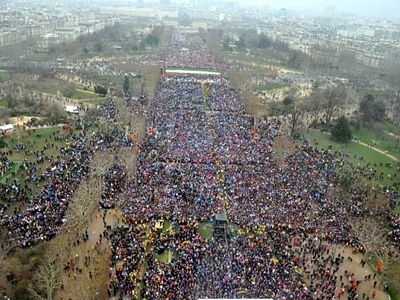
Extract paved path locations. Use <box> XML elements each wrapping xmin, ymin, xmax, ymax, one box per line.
<box><xmin>353</xmin><ymin>140</ymin><xmax>399</xmax><ymax>162</ymax></box>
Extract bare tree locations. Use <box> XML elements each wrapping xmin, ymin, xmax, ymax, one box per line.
<box><xmin>322</xmin><ymin>83</ymin><xmax>347</xmax><ymax>126</ymax></box>
<box><xmin>29</xmin><ymin>237</ymin><xmax>68</xmax><ymax>300</ymax></box>
<box><xmin>283</xmin><ymin>86</ymin><xmax>306</xmax><ymax>136</ymax></box>
<box><xmin>350</xmin><ymin>217</ymin><xmax>396</xmax><ymax>275</ymax></box>
<box><xmin>305</xmin><ymin>87</ymin><xmax>324</xmax><ymax>125</ymax></box>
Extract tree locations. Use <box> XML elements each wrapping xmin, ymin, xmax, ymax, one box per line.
<box><xmin>287</xmin><ymin>50</ymin><xmax>306</xmax><ymax>69</ymax></box>
<box><xmin>350</xmin><ymin>217</ymin><xmax>396</xmax><ymax>277</ymax></box>
<box><xmin>322</xmin><ymin>84</ymin><xmax>347</xmax><ymax>126</ymax></box>
<box><xmin>29</xmin><ymin>238</ymin><xmax>67</xmax><ymax>300</ymax></box>
<box><xmin>94</xmin><ymin>43</ymin><xmax>103</xmax><ymax>52</ymax></box>
<box><xmin>94</xmin><ymin>85</ymin><xmax>107</xmax><ymax>96</ymax></box>
<box><xmin>44</xmin><ymin>103</ymin><xmax>65</xmax><ymax>125</ymax></box>
<box><xmin>144</xmin><ymin>34</ymin><xmax>159</xmax><ymax>47</ymax></box>
<box><xmin>282</xmin><ymin>91</ymin><xmax>304</xmax><ymax>137</ymax></box>
<box><xmin>0</xmin><ymin>137</ymin><xmax>7</xmax><ymax>148</ymax></box>
<box><xmin>305</xmin><ymin>86</ymin><xmax>324</xmax><ymax>125</ymax></box>
<box><xmin>222</xmin><ymin>38</ymin><xmax>231</xmax><ymax>51</ymax></box>
<box><xmin>331</xmin><ymin>116</ymin><xmax>352</xmax><ymax>143</ymax></box>
<box><xmin>62</xmin><ymin>86</ymin><xmax>75</xmax><ymax>98</ymax></box>
<box><xmin>123</xmin><ymin>75</ymin><xmax>130</xmax><ymax>97</ymax></box>
<box><xmin>235</xmin><ymin>36</ymin><xmax>246</xmax><ymax>49</ymax></box>
<box><xmin>257</xmin><ymin>34</ymin><xmax>271</xmax><ymax>49</ymax></box>
<box><xmin>283</xmin><ymin>95</ymin><xmax>294</xmax><ymax>107</ymax></box>
<box><xmin>359</xmin><ymin>94</ymin><xmax>386</xmax><ymax>128</ymax></box>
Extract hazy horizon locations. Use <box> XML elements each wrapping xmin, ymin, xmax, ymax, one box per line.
<box><xmin>236</xmin><ymin>0</ymin><xmax>400</xmax><ymax>19</ymax></box>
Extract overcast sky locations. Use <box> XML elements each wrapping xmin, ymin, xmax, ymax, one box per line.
<box><xmin>239</xmin><ymin>0</ymin><xmax>400</xmax><ymax>19</ymax></box>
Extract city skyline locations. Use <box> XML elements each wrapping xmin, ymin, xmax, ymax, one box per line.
<box><xmin>236</xmin><ymin>0</ymin><xmax>400</xmax><ymax>19</ymax></box>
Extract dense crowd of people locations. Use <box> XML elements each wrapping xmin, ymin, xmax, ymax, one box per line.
<box><xmin>0</xmin><ymin>28</ymin><xmax>398</xmax><ymax>299</ymax></box>
<box><xmin>105</xmin><ymin>30</ymin><xmax>395</xmax><ymax>299</ymax></box>
<box><xmin>100</xmin><ymin>163</ymin><xmax>127</xmax><ymax>209</ymax></box>
<box><xmin>0</xmin><ymin>96</ymin><xmax>130</xmax><ymax>248</ymax></box>
<box><xmin>1</xmin><ymin>133</ymin><xmax>93</xmax><ymax>247</ymax></box>
<box><xmin>165</xmin><ymin>31</ymin><xmax>220</xmax><ymax>69</ymax></box>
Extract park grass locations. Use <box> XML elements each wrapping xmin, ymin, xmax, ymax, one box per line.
<box><xmin>162</xmin><ymin>220</ymin><xmax>172</xmax><ymax>232</ymax></box>
<box><xmin>365</xmin><ymin>254</ymin><xmax>400</xmax><ymax>300</ymax></box>
<box><xmin>198</xmin><ymin>222</ymin><xmax>214</xmax><ymax>241</ymax></box>
<box><xmin>382</xmin><ymin>120</ymin><xmax>398</xmax><ymax>134</ymax></box>
<box><xmin>99</xmin><ymin>74</ymin><xmax>125</xmax><ymax>85</ymax></box>
<box><xmin>228</xmin><ymin>51</ymin><xmax>279</xmax><ymax>66</ymax></box>
<box><xmin>366</xmin><ymin>89</ymin><xmax>393</xmax><ymax>99</ymax></box>
<box><xmin>228</xmin><ymin>224</ymin><xmax>239</xmax><ymax>238</ymax></box>
<box><xmin>352</xmin><ymin>126</ymin><xmax>400</xmax><ymax>160</ymax></box>
<box><xmin>23</xmin><ymin>77</ymin><xmax>93</xmax><ymax>99</ymax></box>
<box><xmin>251</xmin><ymin>82</ymin><xmax>289</xmax><ymax>91</ymax></box>
<box><xmin>394</xmin><ymin>205</ymin><xmax>400</xmax><ymax>215</ymax></box>
<box><xmin>0</xmin><ymin>161</ymin><xmax>21</xmax><ymax>183</ymax></box>
<box><xmin>304</xmin><ymin>129</ymin><xmax>399</xmax><ymax>190</ymax></box>
<box><xmin>387</xmin><ymin>260</ymin><xmax>400</xmax><ymax>300</ymax></box>
<box><xmin>81</xmin><ymin>97</ymin><xmax>107</xmax><ymax>106</ymax></box>
<box><xmin>0</xmin><ymin>98</ymin><xmax>7</xmax><ymax>108</ymax></box>
<box><xmin>0</xmin><ymin>70</ymin><xmax>11</xmax><ymax>82</ymax></box>
<box><xmin>1</xmin><ymin>126</ymin><xmax>72</xmax><ymax>194</ymax></box>
<box><xmin>69</xmin><ymin>89</ymin><xmax>100</xmax><ymax>100</ymax></box>
<box><xmin>155</xmin><ymin>249</ymin><xmax>176</xmax><ymax>264</ymax></box>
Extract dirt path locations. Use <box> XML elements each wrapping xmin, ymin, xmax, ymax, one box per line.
<box><xmin>333</xmin><ymin>246</ymin><xmax>387</xmax><ymax>300</ymax></box>
<box><xmin>301</xmin><ymin>242</ymin><xmax>387</xmax><ymax>300</ymax></box>
<box><xmin>354</xmin><ymin>140</ymin><xmax>399</xmax><ymax>162</ymax></box>
<box><xmin>56</xmin><ymin>209</ymin><xmax>122</xmax><ymax>300</ymax></box>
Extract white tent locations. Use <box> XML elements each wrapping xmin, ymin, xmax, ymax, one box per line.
<box><xmin>0</xmin><ymin>124</ymin><xmax>14</xmax><ymax>133</ymax></box>
<box><xmin>65</xmin><ymin>105</ymin><xmax>79</xmax><ymax>114</ymax></box>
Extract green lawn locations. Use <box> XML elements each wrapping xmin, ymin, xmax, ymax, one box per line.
<box><xmin>228</xmin><ymin>51</ymin><xmax>280</xmax><ymax>66</ymax></box>
<box><xmin>1</xmin><ymin>126</ymin><xmax>71</xmax><ymax>197</ymax></box>
<box><xmin>252</xmin><ymin>82</ymin><xmax>288</xmax><ymax>91</ymax></box>
<box><xmin>364</xmin><ymin>254</ymin><xmax>400</xmax><ymax>300</ymax></box>
<box><xmin>0</xmin><ymin>70</ymin><xmax>11</xmax><ymax>82</ymax></box>
<box><xmin>81</xmin><ymin>97</ymin><xmax>107</xmax><ymax>106</ymax></box>
<box><xmin>69</xmin><ymin>89</ymin><xmax>100</xmax><ymax>99</ymax></box>
<box><xmin>304</xmin><ymin>129</ymin><xmax>400</xmax><ymax>190</ymax></box>
<box><xmin>0</xmin><ymin>98</ymin><xmax>7</xmax><ymax>108</ymax></box>
<box><xmin>366</xmin><ymin>89</ymin><xmax>393</xmax><ymax>99</ymax></box>
<box><xmin>352</xmin><ymin>126</ymin><xmax>400</xmax><ymax>160</ymax></box>
<box><xmin>0</xmin><ymin>161</ymin><xmax>21</xmax><ymax>183</ymax></box>
<box><xmin>99</xmin><ymin>75</ymin><xmax>125</xmax><ymax>85</ymax></box>
<box><xmin>382</xmin><ymin>120</ymin><xmax>398</xmax><ymax>134</ymax></box>
<box><xmin>155</xmin><ymin>249</ymin><xmax>176</xmax><ymax>264</ymax></box>
<box><xmin>387</xmin><ymin>261</ymin><xmax>400</xmax><ymax>300</ymax></box>
<box><xmin>198</xmin><ymin>222</ymin><xmax>214</xmax><ymax>241</ymax></box>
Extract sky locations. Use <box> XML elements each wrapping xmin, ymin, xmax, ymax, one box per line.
<box><xmin>238</xmin><ymin>0</ymin><xmax>400</xmax><ymax>19</ymax></box>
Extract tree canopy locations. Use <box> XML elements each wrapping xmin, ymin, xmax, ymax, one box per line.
<box><xmin>359</xmin><ymin>94</ymin><xmax>386</xmax><ymax>128</ymax></box>
<box><xmin>94</xmin><ymin>85</ymin><xmax>107</xmax><ymax>96</ymax></box>
<box><xmin>331</xmin><ymin>116</ymin><xmax>352</xmax><ymax>143</ymax></box>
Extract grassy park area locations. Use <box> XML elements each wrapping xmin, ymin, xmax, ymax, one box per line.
<box><xmin>0</xmin><ymin>98</ymin><xmax>7</xmax><ymax>108</ymax></box>
<box><xmin>252</xmin><ymin>82</ymin><xmax>289</xmax><ymax>91</ymax></box>
<box><xmin>0</xmin><ymin>70</ymin><xmax>11</xmax><ymax>82</ymax></box>
<box><xmin>24</xmin><ymin>77</ymin><xmax>101</xmax><ymax>99</ymax></box>
<box><xmin>198</xmin><ymin>222</ymin><xmax>214</xmax><ymax>241</ymax></box>
<box><xmin>0</xmin><ymin>126</ymin><xmax>77</xmax><ymax>196</ymax></box>
<box><xmin>69</xmin><ymin>89</ymin><xmax>101</xmax><ymax>100</ymax></box>
<box><xmin>81</xmin><ymin>97</ymin><xmax>107</xmax><ymax>106</ymax></box>
<box><xmin>98</xmin><ymin>74</ymin><xmax>125</xmax><ymax>85</ymax></box>
<box><xmin>304</xmin><ymin>129</ymin><xmax>399</xmax><ymax>191</ymax></box>
<box><xmin>155</xmin><ymin>249</ymin><xmax>177</xmax><ymax>264</ymax></box>
<box><xmin>352</xmin><ymin>126</ymin><xmax>400</xmax><ymax>160</ymax></box>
